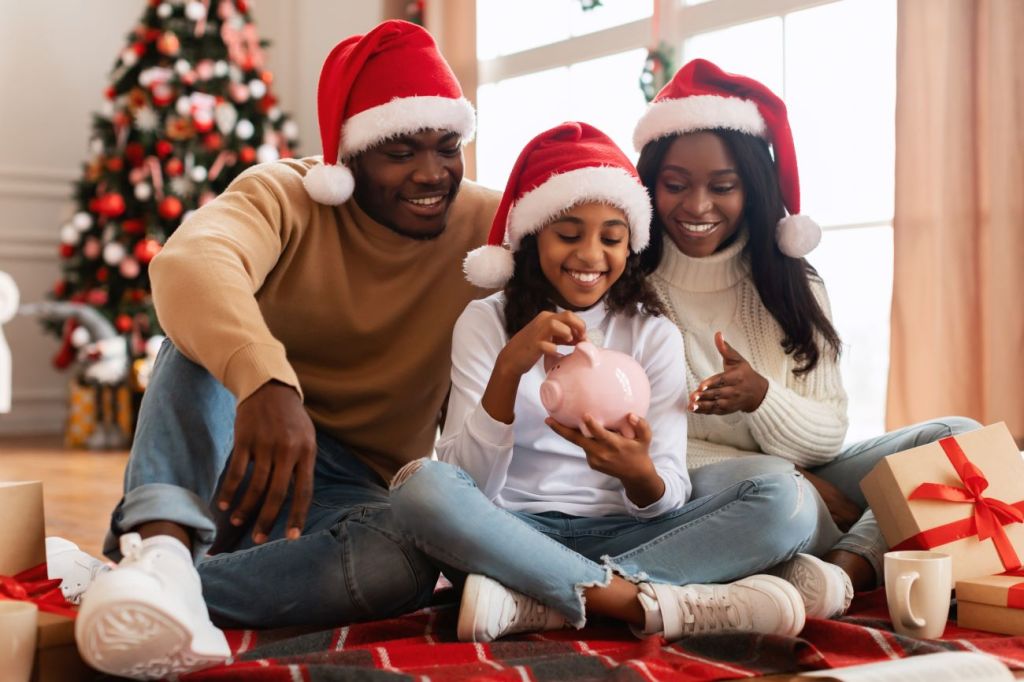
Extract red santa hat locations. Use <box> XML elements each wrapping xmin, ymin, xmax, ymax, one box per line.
<box><xmin>303</xmin><ymin>20</ymin><xmax>476</xmax><ymax>205</ymax></box>
<box><xmin>464</xmin><ymin>122</ymin><xmax>651</xmax><ymax>288</ymax></box>
<box><xmin>632</xmin><ymin>59</ymin><xmax>820</xmax><ymax>258</ymax></box>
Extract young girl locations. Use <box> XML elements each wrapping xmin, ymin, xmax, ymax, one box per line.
<box><xmin>632</xmin><ymin>59</ymin><xmax>981</xmax><ymax>612</ymax></box>
<box><xmin>389</xmin><ymin>122</ymin><xmax>831</xmax><ymax>643</ymax></box>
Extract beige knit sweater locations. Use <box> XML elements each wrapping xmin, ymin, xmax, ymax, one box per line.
<box><xmin>150</xmin><ymin>157</ymin><xmax>500</xmax><ymax>480</ymax></box>
<box><xmin>651</xmin><ymin>232</ymin><xmax>849</xmax><ymax>470</ymax></box>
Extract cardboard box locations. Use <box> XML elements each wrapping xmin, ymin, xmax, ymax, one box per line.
<box><xmin>860</xmin><ymin>422</ymin><xmax>1024</xmax><ymax>583</ymax></box>
<box><xmin>0</xmin><ymin>481</ymin><xmax>95</xmax><ymax>681</ymax></box>
<box><xmin>956</xmin><ymin>573</ymin><xmax>1024</xmax><ymax>636</ymax></box>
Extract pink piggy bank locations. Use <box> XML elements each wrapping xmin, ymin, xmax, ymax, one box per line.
<box><xmin>540</xmin><ymin>341</ymin><xmax>651</xmax><ymax>439</ymax></box>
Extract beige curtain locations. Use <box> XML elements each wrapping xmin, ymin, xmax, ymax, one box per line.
<box><xmin>887</xmin><ymin>0</ymin><xmax>1024</xmax><ymax>444</ymax></box>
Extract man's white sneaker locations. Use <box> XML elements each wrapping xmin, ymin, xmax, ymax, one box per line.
<box><xmin>637</xmin><ymin>575</ymin><xmax>806</xmax><ymax>641</ymax></box>
<box><xmin>457</xmin><ymin>574</ymin><xmax>566</xmax><ymax>643</ymax></box>
<box><xmin>45</xmin><ymin>537</ymin><xmax>111</xmax><ymax>605</ymax></box>
<box><xmin>75</xmin><ymin>533</ymin><xmax>230</xmax><ymax>680</ymax></box>
<box><xmin>771</xmin><ymin>553</ymin><xmax>854</xmax><ymax>619</ymax></box>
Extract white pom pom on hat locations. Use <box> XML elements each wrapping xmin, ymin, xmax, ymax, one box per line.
<box><xmin>463</xmin><ymin>122</ymin><xmax>652</xmax><ymax>288</ymax></box>
<box><xmin>634</xmin><ymin>58</ymin><xmax>821</xmax><ymax>258</ymax></box>
<box><xmin>305</xmin><ymin>20</ymin><xmax>477</xmax><ymax>205</ymax></box>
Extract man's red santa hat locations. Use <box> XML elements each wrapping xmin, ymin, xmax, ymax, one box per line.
<box><xmin>633</xmin><ymin>58</ymin><xmax>820</xmax><ymax>258</ymax></box>
<box><xmin>303</xmin><ymin>20</ymin><xmax>476</xmax><ymax>205</ymax></box>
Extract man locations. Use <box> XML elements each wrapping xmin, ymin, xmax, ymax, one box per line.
<box><xmin>74</xmin><ymin>20</ymin><xmax>500</xmax><ymax>680</ymax></box>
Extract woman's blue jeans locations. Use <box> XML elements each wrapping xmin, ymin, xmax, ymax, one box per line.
<box><xmin>103</xmin><ymin>340</ymin><xmax>439</xmax><ymax>628</ymax></box>
<box><xmin>390</xmin><ymin>458</ymin><xmax>822</xmax><ymax>627</ymax></box>
<box><xmin>689</xmin><ymin>417</ymin><xmax>983</xmax><ymax>583</ymax></box>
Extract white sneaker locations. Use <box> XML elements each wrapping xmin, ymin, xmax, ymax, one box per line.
<box><xmin>45</xmin><ymin>537</ymin><xmax>111</xmax><ymax>605</ymax></box>
<box><xmin>75</xmin><ymin>533</ymin><xmax>230</xmax><ymax>680</ymax></box>
<box><xmin>457</xmin><ymin>574</ymin><xmax>566</xmax><ymax>643</ymax></box>
<box><xmin>771</xmin><ymin>554</ymin><xmax>854</xmax><ymax>619</ymax></box>
<box><xmin>637</xmin><ymin>575</ymin><xmax>805</xmax><ymax>641</ymax></box>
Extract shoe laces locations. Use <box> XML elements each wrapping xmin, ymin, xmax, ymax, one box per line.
<box><xmin>500</xmin><ymin>592</ymin><xmax>554</xmax><ymax>636</ymax></box>
<box><xmin>676</xmin><ymin>586</ymin><xmax>743</xmax><ymax>634</ymax></box>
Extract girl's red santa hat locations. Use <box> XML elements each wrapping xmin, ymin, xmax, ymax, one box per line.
<box><xmin>464</xmin><ymin>122</ymin><xmax>652</xmax><ymax>288</ymax></box>
<box><xmin>303</xmin><ymin>20</ymin><xmax>476</xmax><ymax>205</ymax></box>
<box><xmin>633</xmin><ymin>59</ymin><xmax>820</xmax><ymax>258</ymax></box>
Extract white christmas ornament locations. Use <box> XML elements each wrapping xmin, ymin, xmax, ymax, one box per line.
<box><xmin>157</xmin><ymin>3</ymin><xmax>173</xmax><ymax>18</ymax></box>
<box><xmin>121</xmin><ymin>49</ymin><xmax>138</xmax><ymax>68</ymax></box>
<box><xmin>191</xmin><ymin>165</ymin><xmax>208</xmax><ymax>182</ymax></box>
<box><xmin>282</xmin><ymin>120</ymin><xmax>299</xmax><ymax>141</ymax></box>
<box><xmin>235</xmin><ymin>119</ymin><xmax>255</xmax><ymax>140</ymax></box>
<box><xmin>134</xmin><ymin>183</ymin><xmax>153</xmax><ymax>201</ymax></box>
<box><xmin>175</xmin><ymin>96</ymin><xmax>192</xmax><ymax>116</ymax></box>
<box><xmin>228</xmin><ymin>65</ymin><xmax>243</xmax><ymax>83</ymax></box>
<box><xmin>72</xmin><ymin>212</ymin><xmax>93</xmax><ymax>231</ymax></box>
<box><xmin>248</xmin><ymin>79</ymin><xmax>267</xmax><ymax>100</ymax></box>
<box><xmin>214</xmin><ymin>60</ymin><xmax>229</xmax><ymax>78</ymax></box>
<box><xmin>185</xmin><ymin>1</ymin><xmax>206</xmax><ymax>21</ymax></box>
<box><xmin>169</xmin><ymin>177</ymin><xmax>193</xmax><ymax>197</ymax></box>
<box><xmin>103</xmin><ymin>242</ymin><xmax>126</xmax><ymax>266</ymax></box>
<box><xmin>268</xmin><ymin>106</ymin><xmax>282</xmax><ymax>122</ymax></box>
<box><xmin>174</xmin><ymin>59</ymin><xmax>192</xmax><ymax>76</ymax></box>
<box><xmin>256</xmin><ymin>144</ymin><xmax>279</xmax><ymax>164</ymax></box>
<box><xmin>70</xmin><ymin>326</ymin><xmax>91</xmax><ymax>349</ymax></box>
<box><xmin>60</xmin><ymin>224</ymin><xmax>80</xmax><ymax>245</ymax></box>
<box><xmin>90</xmin><ymin>138</ymin><xmax>105</xmax><ymax>155</ymax></box>
<box><xmin>214</xmin><ymin>103</ymin><xmax>238</xmax><ymax>135</ymax></box>
<box><xmin>134</xmin><ymin>107</ymin><xmax>159</xmax><ymax>132</ymax></box>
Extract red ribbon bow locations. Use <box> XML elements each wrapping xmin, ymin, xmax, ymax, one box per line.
<box><xmin>0</xmin><ymin>563</ymin><xmax>78</xmax><ymax>619</ymax></box>
<box><xmin>900</xmin><ymin>436</ymin><xmax>1024</xmax><ymax>570</ymax></box>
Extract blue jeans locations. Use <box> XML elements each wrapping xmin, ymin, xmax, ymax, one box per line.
<box><xmin>104</xmin><ymin>341</ymin><xmax>439</xmax><ymax>629</ymax></box>
<box><xmin>689</xmin><ymin>417</ymin><xmax>983</xmax><ymax>583</ymax></box>
<box><xmin>389</xmin><ymin>458</ymin><xmax>821</xmax><ymax>627</ymax></box>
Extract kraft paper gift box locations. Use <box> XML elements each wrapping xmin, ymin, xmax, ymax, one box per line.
<box><xmin>956</xmin><ymin>573</ymin><xmax>1024</xmax><ymax>635</ymax></box>
<box><xmin>860</xmin><ymin>422</ymin><xmax>1024</xmax><ymax>583</ymax></box>
<box><xmin>0</xmin><ymin>481</ymin><xmax>95</xmax><ymax>682</ymax></box>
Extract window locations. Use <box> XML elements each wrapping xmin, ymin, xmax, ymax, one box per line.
<box><xmin>476</xmin><ymin>0</ymin><xmax>897</xmax><ymax>444</ymax></box>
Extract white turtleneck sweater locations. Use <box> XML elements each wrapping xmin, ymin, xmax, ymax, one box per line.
<box><xmin>651</xmin><ymin>232</ymin><xmax>848</xmax><ymax>470</ymax></box>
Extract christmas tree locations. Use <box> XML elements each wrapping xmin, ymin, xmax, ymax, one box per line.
<box><xmin>49</xmin><ymin>0</ymin><xmax>298</xmax><ymax>367</ymax></box>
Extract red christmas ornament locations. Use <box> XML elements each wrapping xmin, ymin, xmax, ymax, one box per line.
<box><xmin>70</xmin><ymin>292</ymin><xmax>87</xmax><ymax>303</ymax></box>
<box><xmin>236</xmin><ymin>0</ymin><xmax>249</xmax><ymax>13</ymax></box>
<box><xmin>105</xmin><ymin>86</ymin><xmax>116</xmax><ymax>100</ymax></box>
<box><xmin>59</xmin><ymin>244</ymin><xmax>74</xmax><ymax>258</ymax></box>
<box><xmin>122</xmin><ymin>218</ymin><xmax>145</xmax><ymax>235</ymax></box>
<box><xmin>134</xmin><ymin>238</ymin><xmax>163</xmax><ymax>264</ymax></box>
<box><xmin>158</xmin><ymin>196</ymin><xmax>183</xmax><ymax>220</ymax></box>
<box><xmin>96</xmin><ymin>267</ymin><xmax>109</xmax><ymax>283</ymax></box>
<box><xmin>132</xmin><ymin>41</ymin><xmax>146</xmax><ymax>56</ymax></box>
<box><xmin>144</xmin><ymin>28</ymin><xmax>161</xmax><ymax>42</ymax></box>
<box><xmin>115</xmin><ymin>314</ymin><xmax>133</xmax><ymax>333</ymax></box>
<box><xmin>125</xmin><ymin>142</ymin><xmax>145</xmax><ymax>166</ymax></box>
<box><xmin>165</xmin><ymin>157</ymin><xmax>184</xmax><ymax>176</ymax></box>
<box><xmin>157</xmin><ymin>32</ymin><xmax>181</xmax><ymax>56</ymax></box>
<box><xmin>259</xmin><ymin>95</ymin><xmax>278</xmax><ymax>114</ymax></box>
<box><xmin>96</xmin><ymin>193</ymin><xmax>126</xmax><ymax>218</ymax></box>
<box><xmin>194</xmin><ymin>116</ymin><xmax>214</xmax><ymax>133</ymax></box>
<box><xmin>130</xmin><ymin>288</ymin><xmax>148</xmax><ymax>303</ymax></box>
<box><xmin>155</xmin><ymin>140</ymin><xmax>174</xmax><ymax>158</ymax></box>
<box><xmin>239</xmin><ymin>146</ymin><xmax>256</xmax><ymax>164</ymax></box>
<box><xmin>261</xmin><ymin>71</ymin><xmax>274</xmax><ymax>85</ymax></box>
<box><xmin>53</xmin><ymin>280</ymin><xmax>67</xmax><ymax>298</ymax></box>
<box><xmin>106</xmin><ymin>157</ymin><xmax>124</xmax><ymax>173</ymax></box>
<box><xmin>151</xmin><ymin>83</ymin><xmax>174</xmax><ymax>107</ymax></box>
<box><xmin>86</xmin><ymin>289</ymin><xmax>109</xmax><ymax>306</ymax></box>
<box><xmin>203</xmin><ymin>133</ymin><xmax>222</xmax><ymax>151</ymax></box>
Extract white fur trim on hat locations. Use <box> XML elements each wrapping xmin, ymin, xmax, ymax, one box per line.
<box><xmin>463</xmin><ymin>244</ymin><xmax>515</xmax><ymax>288</ymax></box>
<box><xmin>632</xmin><ymin>95</ymin><xmax>767</xmax><ymax>152</ymax></box>
<box><xmin>303</xmin><ymin>161</ymin><xmax>355</xmax><ymax>205</ymax></box>
<box><xmin>340</xmin><ymin>96</ymin><xmax>477</xmax><ymax>158</ymax></box>
<box><xmin>507</xmin><ymin>166</ymin><xmax>652</xmax><ymax>253</ymax></box>
<box><xmin>776</xmin><ymin>214</ymin><xmax>821</xmax><ymax>258</ymax></box>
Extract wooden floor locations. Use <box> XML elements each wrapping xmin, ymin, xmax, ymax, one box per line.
<box><xmin>0</xmin><ymin>435</ymin><xmax>128</xmax><ymax>558</ymax></box>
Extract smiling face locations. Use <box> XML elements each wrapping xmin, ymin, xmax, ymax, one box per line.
<box><xmin>654</xmin><ymin>131</ymin><xmax>745</xmax><ymax>258</ymax></box>
<box><xmin>535</xmin><ymin>201</ymin><xmax>630</xmax><ymax>311</ymax></box>
<box><xmin>349</xmin><ymin>129</ymin><xmax>465</xmax><ymax>240</ymax></box>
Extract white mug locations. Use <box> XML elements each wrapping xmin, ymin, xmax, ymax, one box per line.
<box><xmin>0</xmin><ymin>601</ymin><xmax>38</xmax><ymax>682</ymax></box>
<box><xmin>884</xmin><ymin>550</ymin><xmax>952</xmax><ymax>639</ymax></box>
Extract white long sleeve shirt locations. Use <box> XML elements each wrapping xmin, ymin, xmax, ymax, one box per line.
<box><xmin>651</xmin><ymin>232</ymin><xmax>849</xmax><ymax>470</ymax></box>
<box><xmin>436</xmin><ymin>293</ymin><xmax>690</xmax><ymax>519</ymax></box>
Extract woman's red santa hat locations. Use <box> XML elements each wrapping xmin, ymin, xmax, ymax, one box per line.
<box><xmin>633</xmin><ymin>59</ymin><xmax>820</xmax><ymax>258</ymax></box>
<box><xmin>464</xmin><ymin>122</ymin><xmax>651</xmax><ymax>288</ymax></box>
<box><xmin>303</xmin><ymin>20</ymin><xmax>476</xmax><ymax>205</ymax></box>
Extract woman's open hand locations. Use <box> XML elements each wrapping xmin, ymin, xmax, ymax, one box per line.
<box><xmin>689</xmin><ymin>332</ymin><xmax>769</xmax><ymax>415</ymax></box>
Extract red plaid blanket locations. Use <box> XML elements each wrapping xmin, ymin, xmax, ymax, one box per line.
<box><xmin>181</xmin><ymin>589</ymin><xmax>1024</xmax><ymax>681</ymax></box>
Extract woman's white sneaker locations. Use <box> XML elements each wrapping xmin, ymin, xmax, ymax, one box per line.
<box><xmin>74</xmin><ymin>533</ymin><xmax>230</xmax><ymax>680</ymax></box>
<box><xmin>637</xmin><ymin>575</ymin><xmax>806</xmax><ymax>641</ymax></box>
<box><xmin>45</xmin><ymin>536</ymin><xmax>111</xmax><ymax>605</ymax></box>
<box><xmin>771</xmin><ymin>553</ymin><xmax>854</xmax><ymax>619</ymax></box>
<box><xmin>457</xmin><ymin>574</ymin><xmax>566</xmax><ymax>642</ymax></box>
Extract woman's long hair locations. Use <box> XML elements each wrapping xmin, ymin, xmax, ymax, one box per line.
<box><xmin>636</xmin><ymin>130</ymin><xmax>841</xmax><ymax>375</ymax></box>
<box><xmin>503</xmin><ymin>228</ymin><xmax>665</xmax><ymax>338</ymax></box>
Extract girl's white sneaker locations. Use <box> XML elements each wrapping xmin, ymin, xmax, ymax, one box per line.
<box><xmin>45</xmin><ymin>536</ymin><xmax>111</xmax><ymax>605</ymax></box>
<box><xmin>771</xmin><ymin>553</ymin><xmax>854</xmax><ymax>619</ymax></box>
<box><xmin>457</xmin><ymin>574</ymin><xmax>566</xmax><ymax>642</ymax></box>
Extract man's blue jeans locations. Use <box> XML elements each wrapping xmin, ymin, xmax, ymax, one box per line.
<box><xmin>104</xmin><ymin>340</ymin><xmax>439</xmax><ymax>628</ymax></box>
<box><xmin>689</xmin><ymin>416</ymin><xmax>983</xmax><ymax>583</ymax></box>
<box><xmin>390</xmin><ymin>458</ymin><xmax>821</xmax><ymax>627</ymax></box>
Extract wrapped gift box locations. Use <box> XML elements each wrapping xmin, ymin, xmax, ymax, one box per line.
<box><xmin>956</xmin><ymin>573</ymin><xmax>1024</xmax><ymax>635</ymax></box>
<box><xmin>0</xmin><ymin>481</ymin><xmax>94</xmax><ymax>682</ymax></box>
<box><xmin>860</xmin><ymin>422</ymin><xmax>1024</xmax><ymax>583</ymax></box>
